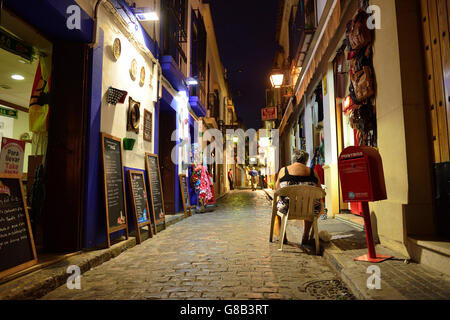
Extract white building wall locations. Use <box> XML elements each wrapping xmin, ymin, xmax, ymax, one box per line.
<box><xmin>98</xmin><ymin>5</ymin><xmax>158</xmax><ymax>170</ymax></box>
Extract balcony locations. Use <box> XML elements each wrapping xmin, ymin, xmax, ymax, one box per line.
<box><xmin>203</xmin><ymin>116</ymin><xmax>218</xmax><ymax>130</ymax></box>
<box><xmin>160</xmin><ymin>55</ymin><xmax>186</xmax><ymax>92</ymax></box>
<box><xmin>290</xmin><ymin>0</ymin><xmax>317</xmax><ymax>72</ymax></box>
<box><xmin>225</xmin><ymin>97</ymin><xmax>234</xmax><ymax>110</ymax></box>
<box><xmin>189</xmin><ymin>84</ymin><xmax>207</xmax><ymax>118</ymax></box>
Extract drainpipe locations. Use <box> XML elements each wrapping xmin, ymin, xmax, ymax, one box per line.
<box><xmin>89</xmin><ymin>0</ymin><xmax>106</xmax><ymax>48</ymax></box>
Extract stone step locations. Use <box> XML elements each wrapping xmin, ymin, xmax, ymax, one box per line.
<box><xmin>407</xmin><ymin>236</ymin><xmax>450</xmax><ymax>277</ymax></box>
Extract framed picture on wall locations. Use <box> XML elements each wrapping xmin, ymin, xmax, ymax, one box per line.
<box><xmin>143</xmin><ymin>109</ymin><xmax>152</xmax><ymax>142</ymax></box>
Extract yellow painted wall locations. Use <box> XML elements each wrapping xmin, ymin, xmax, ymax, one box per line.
<box><xmin>370</xmin><ymin>0</ymin><xmax>434</xmax><ymax>255</ymax></box>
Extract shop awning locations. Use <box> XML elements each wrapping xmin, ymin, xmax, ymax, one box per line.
<box><xmin>279</xmin><ymin>0</ymin><xmax>341</xmax><ymax>134</ymax></box>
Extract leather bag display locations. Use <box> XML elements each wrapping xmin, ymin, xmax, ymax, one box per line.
<box><xmin>351</xmin><ymin>65</ymin><xmax>374</xmax><ymax>102</ymax></box>
<box><xmin>347</xmin><ymin>10</ymin><xmax>372</xmax><ymax>51</ymax></box>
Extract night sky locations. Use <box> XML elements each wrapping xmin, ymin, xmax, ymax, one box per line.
<box><xmin>209</xmin><ymin>0</ymin><xmax>278</xmax><ymax>130</ymax></box>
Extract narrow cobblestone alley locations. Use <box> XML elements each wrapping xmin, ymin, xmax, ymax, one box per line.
<box><xmin>42</xmin><ymin>190</ymin><xmax>354</xmax><ymax>300</ymax></box>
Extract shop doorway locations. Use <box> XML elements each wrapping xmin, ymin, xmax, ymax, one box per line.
<box><xmin>159</xmin><ymin>109</ymin><xmax>177</xmax><ymax>215</ymax></box>
<box><xmin>332</xmin><ymin>43</ymin><xmax>364</xmax><ymax>217</ymax></box>
<box><xmin>0</xmin><ymin>10</ymin><xmax>88</xmax><ymax>258</ymax></box>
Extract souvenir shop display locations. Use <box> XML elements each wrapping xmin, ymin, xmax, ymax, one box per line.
<box><xmin>345</xmin><ymin>8</ymin><xmax>377</xmax><ymax>147</ymax></box>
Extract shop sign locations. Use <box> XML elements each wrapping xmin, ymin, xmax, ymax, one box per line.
<box><xmin>323</xmin><ymin>74</ymin><xmax>328</xmax><ymax>96</ymax></box>
<box><xmin>0</xmin><ymin>107</ymin><xmax>18</xmax><ymax>119</ymax></box>
<box><xmin>0</xmin><ymin>138</ymin><xmax>25</xmax><ymax>175</ymax></box>
<box><xmin>261</xmin><ymin>106</ymin><xmax>277</xmax><ymax>121</ymax></box>
<box><xmin>0</xmin><ymin>28</ymin><xmax>34</xmax><ymax>62</ymax></box>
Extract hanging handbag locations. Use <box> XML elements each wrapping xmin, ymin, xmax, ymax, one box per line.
<box><xmin>351</xmin><ymin>65</ymin><xmax>375</xmax><ymax>102</ymax></box>
<box><xmin>350</xmin><ymin>46</ymin><xmax>372</xmax><ymax>73</ymax></box>
<box><xmin>347</xmin><ymin>10</ymin><xmax>372</xmax><ymax>50</ymax></box>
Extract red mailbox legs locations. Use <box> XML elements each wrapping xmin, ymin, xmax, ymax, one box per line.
<box><xmin>353</xmin><ymin>202</ymin><xmax>392</xmax><ymax>263</ymax></box>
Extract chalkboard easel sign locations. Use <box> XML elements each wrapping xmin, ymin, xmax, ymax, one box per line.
<box><xmin>0</xmin><ymin>174</ymin><xmax>37</xmax><ymax>279</ymax></box>
<box><xmin>101</xmin><ymin>133</ymin><xmax>129</xmax><ymax>247</ymax></box>
<box><xmin>145</xmin><ymin>153</ymin><xmax>166</xmax><ymax>230</ymax></box>
<box><xmin>127</xmin><ymin>170</ymin><xmax>154</xmax><ymax>244</ymax></box>
<box><xmin>179</xmin><ymin>174</ymin><xmax>192</xmax><ymax>218</ymax></box>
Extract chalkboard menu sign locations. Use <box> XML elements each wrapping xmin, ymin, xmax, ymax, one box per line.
<box><xmin>0</xmin><ymin>174</ymin><xmax>37</xmax><ymax>279</ymax></box>
<box><xmin>127</xmin><ymin>170</ymin><xmax>154</xmax><ymax>243</ymax></box>
<box><xmin>145</xmin><ymin>153</ymin><xmax>166</xmax><ymax>229</ymax></box>
<box><xmin>101</xmin><ymin>133</ymin><xmax>129</xmax><ymax>247</ymax></box>
<box><xmin>179</xmin><ymin>174</ymin><xmax>192</xmax><ymax>218</ymax></box>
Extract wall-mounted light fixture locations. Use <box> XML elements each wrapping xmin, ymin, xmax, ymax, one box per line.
<box><xmin>186</xmin><ymin>77</ymin><xmax>198</xmax><ymax>86</ymax></box>
<box><xmin>134</xmin><ymin>7</ymin><xmax>159</xmax><ymax>21</ymax></box>
<box><xmin>269</xmin><ymin>70</ymin><xmax>284</xmax><ymax>88</ymax></box>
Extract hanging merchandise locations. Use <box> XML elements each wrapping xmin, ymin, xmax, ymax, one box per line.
<box><xmin>190</xmin><ymin>164</ymin><xmax>202</xmax><ymax>192</ymax></box>
<box><xmin>198</xmin><ymin>165</ymin><xmax>213</xmax><ymax>202</ymax></box>
<box><xmin>312</xmin><ymin>101</ymin><xmax>319</xmax><ymax>128</ymax></box>
<box><xmin>29</xmin><ymin>56</ymin><xmax>51</xmax><ymax>133</ymax></box>
<box><xmin>333</xmin><ymin>45</ymin><xmax>348</xmax><ymax>99</ymax></box>
<box><xmin>350</xmin><ymin>45</ymin><xmax>372</xmax><ymax>73</ymax></box>
<box><xmin>349</xmin><ymin>103</ymin><xmax>377</xmax><ymax>146</ymax></box>
<box><xmin>346</xmin><ymin>10</ymin><xmax>372</xmax><ymax>51</ymax></box>
<box><xmin>315</xmin><ymin>86</ymin><xmax>324</xmax><ymax>123</ymax></box>
<box><xmin>351</xmin><ymin>65</ymin><xmax>374</xmax><ymax>102</ymax></box>
<box><xmin>346</xmin><ymin>8</ymin><xmax>377</xmax><ymax>147</ymax></box>
<box><xmin>204</xmin><ymin>169</ymin><xmax>216</xmax><ymax>207</ymax></box>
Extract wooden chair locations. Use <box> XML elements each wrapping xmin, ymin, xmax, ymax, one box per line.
<box><xmin>269</xmin><ymin>185</ymin><xmax>326</xmax><ymax>254</ymax></box>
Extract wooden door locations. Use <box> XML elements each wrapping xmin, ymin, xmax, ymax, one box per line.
<box><xmin>420</xmin><ymin>0</ymin><xmax>450</xmax><ymax>236</ymax></box>
<box><xmin>44</xmin><ymin>42</ymin><xmax>89</xmax><ymax>252</ymax></box>
<box><xmin>420</xmin><ymin>0</ymin><xmax>450</xmax><ymax>163</ymax></box>
<box><xmin>159</xmin><ymin>111</ymin><xmax>176</xmax><ymax>214</ymax></box>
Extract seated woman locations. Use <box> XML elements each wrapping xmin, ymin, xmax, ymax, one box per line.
<box><xmin>274</xmin><ymin>149</ymin><xmax>322</xmax><ymax>245</ymax></box>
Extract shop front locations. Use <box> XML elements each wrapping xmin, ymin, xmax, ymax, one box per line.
<box><xmin>83</xmin><ymin>0</ymin><xmax>160</xmax><ymax>248</ymax></box>
<box><xmin>0</xmin><ymin>0</ymin><xmax>93</xmax><ymax>279</ymax></box>
<box><xmin>299</xmin><ymin>0</ymin><xmax>438</xmax><ymax>260</ymax></box>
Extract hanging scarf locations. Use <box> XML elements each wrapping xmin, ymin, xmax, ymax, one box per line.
<box><xmin>198</xmin><ymin>165</ymin><xmax>213</xmax><ymax>200</ymax></box>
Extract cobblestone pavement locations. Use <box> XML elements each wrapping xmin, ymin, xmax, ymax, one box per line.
<box><xmin>42</xmin><ymin>190</ymin><xmax>355</xmax><ymax>300</ymax></box>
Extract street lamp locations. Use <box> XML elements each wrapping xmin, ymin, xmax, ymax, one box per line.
<box><xmin>270</xmin><ymin>70</ymin><xmax>284</xmax><ymax>88</ymax></box>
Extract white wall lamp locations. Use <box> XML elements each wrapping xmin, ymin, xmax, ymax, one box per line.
<box><xmin>186</xmin><ymin>77</ymin><xmax>198</xmax><ymax>86</ymax></box>
<box><xmin>134</xmin><ymin>7</ymin><xmax>159</xmax><ymax>21</ymax></box>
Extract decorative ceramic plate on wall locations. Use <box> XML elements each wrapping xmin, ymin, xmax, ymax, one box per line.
<box><xmin>139</xmin><ymin>67</ymin><xmax>145</xmax><ymax>87</ymax></box>
<box><xmin>130</xmin><ymin>59</ymin><xmax>137</xmax><ymax>81</ymax></box>
<box><xmin>113</xmin><ymin>38</ymin><xmax>121</xmax><ymax>60</ymax></box>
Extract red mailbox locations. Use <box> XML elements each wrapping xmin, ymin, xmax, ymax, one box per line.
<box><xmin>338</xmin><ymin>146</ymin><xmax>392</xmax><ymax>263</ymax></box>
<box><xmin>338</xmin><ymin>146</ymin><xmax>387</xmax><ymax>202</ymax></box>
